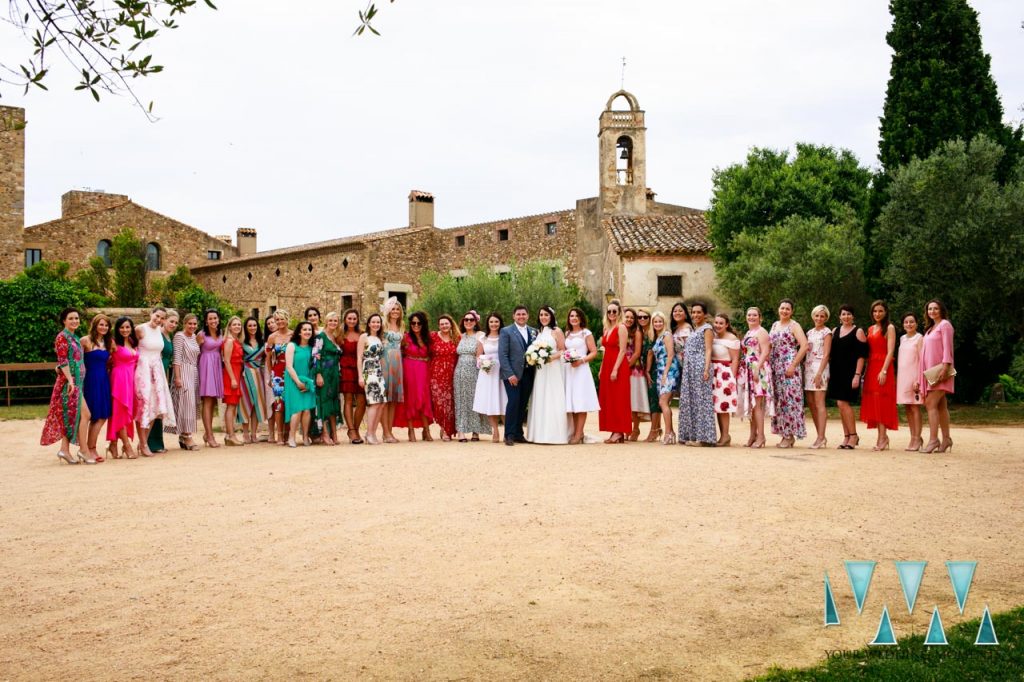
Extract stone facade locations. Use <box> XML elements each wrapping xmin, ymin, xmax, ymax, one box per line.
<box><xmin>0</xmin><ymin>106</ymin><xmax>25</xmax><ymax>279</ymax></box>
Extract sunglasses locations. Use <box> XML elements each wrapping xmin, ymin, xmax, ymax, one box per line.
<box><xmin>637</xmin><ymin>314</ymin><xmax>650</xmax><ymax>320</ymax></box>
<box><xmin>410</xmin><ymin>321</ymin><xmax>422</xmax><ymax>326</ymax></box>
<box><xmin>463</xmin><ymin>317</ymin><xmax>475</xmax><ymax>322</ymax></box>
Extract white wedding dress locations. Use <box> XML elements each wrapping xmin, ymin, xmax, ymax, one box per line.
<box><xmin>526</xmin><ymin>327</ymin><xmax>570</xmax><ymax>444</ymax></box>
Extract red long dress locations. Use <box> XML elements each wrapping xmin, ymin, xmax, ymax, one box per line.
<box><xmin>598</xmin><ymin>325</ymin><xmax>632</xmax><ymax>432</ymax></box>
<box><xmin>222</xmin><ymin>339</ymin><xmax>244</xmax><ymax>406</ymax></box>
<box><xmin>394</xmin><ymin>334</ymin><xmax>434</xmax><ymax>428</ymax></box>
<box><xmin>860</xmin><ymin>325</ymin><xmax>898</xmax><ymax>430</ymax></box>
<box><xmin>428</xmin><ymin>331</ymin><xmax>458</xmax><ymax>437</ymax></box>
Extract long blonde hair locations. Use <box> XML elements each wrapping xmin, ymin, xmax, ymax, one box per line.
<box><xmin>225</xmin><ymin>316</ymin><xmax>244</xmax><ymax>341</ymax></box>
<box><xmin>648</xmin><ymin>311</ymin><xmax>668</xmax><ymax>341</ymax></box>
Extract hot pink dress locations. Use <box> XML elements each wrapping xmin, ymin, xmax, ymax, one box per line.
<box><xmin>107</xmin><ymin>343</ymin><xmax>139</xmax><ymax>440</ymax></box>
<box><xmin>920</xmin><ymin>319</ymin><xmax>955</xmax><ymax>396</ymax></box>
<box><xmin>394</xmin><ymin>334</ymin><xmax>434</xmax><ymax>428</ymax></box>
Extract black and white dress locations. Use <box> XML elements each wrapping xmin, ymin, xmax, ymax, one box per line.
<box><xmin>454</xmin><ymin>333</ymin><xmax>490</xmax><ymax>434</ymax></box>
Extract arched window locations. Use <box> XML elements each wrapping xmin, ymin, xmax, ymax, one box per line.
<box><xmin>616</xmin><ymin>135</ymin><xmax>633</xmax><ymax>185</ymax></box>
<box><xmin>145</xmin><ymin>242</ymin><xmax>161</xmax><ymax>271</ymax></box>
<box><xmin>96</xmin><ymin>239</ymin><xmax>112</xmax><ymax>266</ymax></box>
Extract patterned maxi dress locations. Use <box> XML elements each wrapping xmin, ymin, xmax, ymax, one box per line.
<box><xmin>454</xmin><ymin>334</ymin><xmax>489</xmax><ymax>434</ymax></box>
<box><xmin>147</xmin><ymin>333</ymin><xmax>174</xmax><ymax>451</ymax></box>
<box><xmin>677</xmin><ymin>323</ymin><xmax>716</xmax><ymax>444</ymax></box>
<box><xmin>313</xmin><ymin>331</ymin><xmax>342</xmax><ymax>429</ymax></box>
<box><xmin>382</xmin><ymin>330</ymin><xmax>405</xmax><ymax>403</ymax></box>
<box><xmin>362</xmin><ymin>337</ymin><xmax>386</xmax><ymax>405</ymax></box>
<box><xmin>240</xmin><ymin>341</ymin><xmax>269</xmax><ymax>425</ymax></box>
<box><xmin>769</xmin><ymin>322</ymin><xmax>806</xmax><ymax>439</ymax></box>
<box><xmin>269</xmin><ymin>342</ymin><xmax>288</xmax><ymax>414</ymax></box>
<box><xmin>168</xmin><ymin>331</ymin><xmax>200</xmax><ymax>435</ymax></box>
<box><xmin>40</xmin><ymin>330</ymin><xmax>84</xmax><ymax>446</ymax></box>
<box><xmin>652</xmin><ymin>331</ymin><xmax>680</xmax><ymax>397</ymax></box>
<box><xmin>642</xmin><ymin>335</ymin><xmax>661</xmax><ymax>414</ymax></box>
<box><xmin>739</xmin><ymin>331</ymin><xmax>774</xmax><ymax>419</ymax></box>
<box><xmin>429</xmin><ymin>332</ymin><xmax>458</xmax><ymax>437</ymax></box>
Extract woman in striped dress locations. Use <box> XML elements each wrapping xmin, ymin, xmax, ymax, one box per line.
<box><xmin>170</xmin><ymin>313</ymin><xmax>201</xmax><ymax>450</ymax></box>
<box><xmin>239</xmin><ymin>317</ymin><xmax>269</xmax><ymax>443</ymax></box>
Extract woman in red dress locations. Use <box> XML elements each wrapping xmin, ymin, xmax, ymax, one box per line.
<box><xmin>429</xmin><ymin>314</ymin><xmax>460</xmax><ymax>441</ymax></box>
<box><xmin>221</xmin><ymin>316</ymin><xmax>245</xmax><ymax>446</ymax></box>
<box><xmin>394</xmin><ymin>311</ymin><xmax>434</xmax><ymax>441</ymax></box>
<box><xmin>598</xmin><ymin>299</ymin><xmax>632</xmax><ymax>443</ymax></box>
<box><xmin>860</xmin><ymin>300</ymin><xmax>898</xmax><ymax>450</ymax></box>
<box><xmin>340</xmin><ymin>308</ymin><xmax>365</xmax><ymax>443</ymax></box>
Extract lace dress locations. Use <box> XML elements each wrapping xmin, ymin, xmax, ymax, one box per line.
<box><xmin>136</xmin><ymin>324</ymin><xmax>176</xmax><ymax>430</ymax></box>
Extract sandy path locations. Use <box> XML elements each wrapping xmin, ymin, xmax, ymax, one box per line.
<box><xmin>0</xmin><ymin>417</ymin><xmax>1021</xmax><ymax>681</ymax></box>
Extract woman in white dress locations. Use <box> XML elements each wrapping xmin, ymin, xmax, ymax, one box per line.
<box><xmin>526</xmin><ymin>306</ymin><xmax>569</xmax><ymax>444</ymax></box>
<box><xmin>473</xmin><ymin>313</ymin><xmax>507</xmax><ymax>442</ymax></box>
<box><xmin>564</xmin><ymin>307</ymin><xmax>600</xmax><ymax>445</ymax></box>
<box><xmin>135</xmin><ymin>307</ymin><xmax>176</xmax><ymax>456</ymax></box>
<box><xmin>804</xmin><ymin>304</ymin><xmax>833</xmax><ymax>449</ymax></box>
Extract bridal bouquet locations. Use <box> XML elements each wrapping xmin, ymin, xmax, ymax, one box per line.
<box><xmin>563</xmin><ymin>349</ymin><xmax>584</xmax><ymax>364</ymax></box>
<box><xmin>477</xmin><ymin>357</ymin><xmax>494</xmax><ymax>373</ymax></box>
<box><xmin>525</xmin><ymin>339</ymin><xmax>555</xmax><ymax>367</ymax></box>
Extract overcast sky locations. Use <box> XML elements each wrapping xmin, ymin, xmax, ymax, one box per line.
<box><xmin>2</xmin><ymin>1</ymin><xmax>1021</xmax><ymax>250</ymax></box>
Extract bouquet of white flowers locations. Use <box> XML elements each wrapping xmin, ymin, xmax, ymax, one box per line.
<box><xmin>563</xmin><ymin>349</ymin><xmax>584</xmax><ymax>364</ymax></box>
<box><xmin>477</xmin><ymin>357</ymin><xmax>494</xmax><ymax>373</ymax></box>
<box><xmin>525</xmin><ymin>339</ymin><xmax>555</xmax><ymax>367</ymax></box>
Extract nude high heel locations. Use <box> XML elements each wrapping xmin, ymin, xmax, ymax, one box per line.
<box><xmin>938</xmin><ymin>438</ymin><xmax>953</xmax><ymax>453</ymax></box>
<box><xmin>920</xmin><ymin>439</ymin><xmax>940</xmax><ymax>453</ymax></box>
<box><xmin>56</xmin><ymin>450</ymin><xmax>78</xmax><ymax>465</ymax></box>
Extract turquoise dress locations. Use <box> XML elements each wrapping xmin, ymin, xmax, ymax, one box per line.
<box><xmin>653</xmin><ymin>331</ymin><xmax>680</xmax><ymax>396</ymax></box>
<box><xmin>284</xmin><ymin>342</ymin><xmax>316</xmax><ymax>421</ymax></box>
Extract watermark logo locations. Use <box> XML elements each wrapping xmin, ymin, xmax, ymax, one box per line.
<box><xmin>823</xmin><ymin>560</ymin><xmax>998</xmax><ymax>646</ymax></box>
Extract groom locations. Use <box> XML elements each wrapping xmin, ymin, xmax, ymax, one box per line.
<box><xmin>498</xmin><ymin>305</ymin><xmax>537</xmax><ymax>446</ymax></box>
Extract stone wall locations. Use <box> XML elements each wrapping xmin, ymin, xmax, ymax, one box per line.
<box><xmin>620</xmin><ymin>253</ymin><xmax>724</xmax><ymax>316</ymax></box>
<box><xmin>23</xmin><ymin>200</ymin><xmax>238</xmax><ymax>275</ymax></box>
<box><xmin>61</xmin><ymin>190</ymin><xmax>129</xmax><ymax>218</ymax></box>
<box><xmin>0</xmin><ymin>106</ymin><xmax>25</xmax><ymax>279</ymax></box>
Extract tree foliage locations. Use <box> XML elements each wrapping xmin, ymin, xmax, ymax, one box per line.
<box><xmin>715</xmin><ymin>212</ymin><xmax>869</xmax><ymax>327</ymax></box>
<box><xmin>72</xmin><ymin>256</ymin><xmax>112</xmax><ymax>302</ymax></box>
<box><xmin>110</xmin><ymin>227</ymin><xmax>146</xmax><ymax>306</ymax></box>
<box><xmin>148</xmin><ymin>264</ymin><xmax>238</xmax><ymax>320</ymax></box>
<box><xmin>877</xmin><ymin>135</ymin><xmax>1024</xmax><ymax>400</ymax></box>
<box><xmin>0</xmin><ymin>261</ymin><xmax>91</xmax><ymax>363</ymax></box>
<box><xmin>707</xmin><ymin>144</ymin><xmax>872</xmax><ymax>264</ymax></box>
<box><xmin>417</xmin><ymin>260</ymin><xmax>579</xmax><ymax>328</ymax></box>
<box><xmin>1</xmin><ymin>0</ymin><xmax>216</xmax><ymax>116</ymax></box>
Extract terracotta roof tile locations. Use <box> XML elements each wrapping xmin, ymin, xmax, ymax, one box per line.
<box><xmin>604</xmin><ymin>213</ymin><xmax>712</xmax><ymax>254</ymax></box>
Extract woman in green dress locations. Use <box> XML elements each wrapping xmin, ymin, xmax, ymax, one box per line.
<box><xmin>314</xmin><ymin>312</ymin><xmax>343</xmax><ymax>445</ymax></box>
<box><xmin>638</xmin><ymin>310</ymin><xmax>662</xmax><ymax>441</ymax></box>
<box><xmin>148</xmin><ymin>310</ymin><xmax>179</xmax><ymax>453</ymax></box>
<box><xmin>285</xmin><ymin>321</ymin><xmax>317</xmax><ymax>447</ymax></box>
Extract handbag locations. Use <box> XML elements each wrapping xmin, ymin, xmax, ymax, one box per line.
<box><xmin>923</xmin><ymin>363</ymin><xmax>956</xmax><ymax>386</ymax></box>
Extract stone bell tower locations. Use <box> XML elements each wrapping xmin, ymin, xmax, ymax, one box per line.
<box><xmin>598</xmin><ymin>90</ymin><xmax>647</xmax><ymax>216</ymax></box>
<box><xmin>0</xmin><ymin>106</ymin><xmax>26</xmax><ymax>279</ymax></box>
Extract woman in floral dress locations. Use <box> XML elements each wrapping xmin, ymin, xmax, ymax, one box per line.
<box><xmin>637</xmin><ymin>309</ymin><xmax>661</xmax><ymax>441</ymax></box>
<box><xmin>711</xmin><ymin>314</ymin><xmax>740</xmax><ymax>447</ymax></box>
<box><xmin>454</xmin><ymin>311</ymin><xmax>488</xmax><ymax>440</ymax></box>
<box><xmin>768</xmin><ymin>299</ymin><xmax>808</xmax><ymax>447</ymax></box>
<box><xmin>358</xmin><ymin>313</ymin><xmax>387</xmax><ymax>444</ymax></box>
<box><xmin>41</xmin><ymin>308</ymin><xmax>91</xmax><ymax>464</ymax></box>
<box><xmin>314</xmin><ymin>312</ymin><xmax>343</xmax><ymax>445</ymax></box>
<box><xmin>380</xmin><ymin>297</ymin><xmax>405</xmax><ymax>443</ymax></box>
<box><xmin>677</xmin><ymin>302</ymin><xmax>716</xmax><ymax>446</ymax></box>
<box><xmin>649</xmin><ymin>311</ymin><xmax>679</xmax><ymax>445</ymax></box>
<box><xmin>265</xmin><ymin>310</ymin><xmax>292</xmax><ymax>446</ymax></box>
<box><xmin>429</xmin><ymin>314</ymin><xmax>459</xmax><ymax>441</ymax></box>
<box><xmin>740</xmin><ymin>307</ymin><xmax>773</xmax><ymax>449</ymax></box>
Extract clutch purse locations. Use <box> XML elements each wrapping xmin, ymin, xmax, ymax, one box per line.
<box><xmin>923</xmin><ymin>363</ymin><xmax>956</xmax><ymax>386</ymax></box>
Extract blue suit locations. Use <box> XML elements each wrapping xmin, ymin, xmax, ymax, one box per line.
<box><xmin>498</xmin><ymin>323</ymin><xmax>537</xmax><ymax>441</ymax></box>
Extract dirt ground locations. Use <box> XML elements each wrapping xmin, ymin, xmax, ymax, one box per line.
<box><xmin>0</xmin><ymin>416</ymin><xmax>1021</xmax><ymax>681</ymax></box>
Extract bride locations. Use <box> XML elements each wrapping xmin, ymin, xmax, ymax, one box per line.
<box><xmin>526</xmin><ymin>306</ymin><xmax>570</xmax><ymax>444</ymax></box>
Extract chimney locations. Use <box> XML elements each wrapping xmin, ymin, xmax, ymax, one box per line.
<box><xmin>236</xmin><ymin>227</ymin><xmax>257</xmax><ymax>256</ymax></box>
<box><xmin>214</xmin><ymin>234</ymin><xmax>233</xmax><ymax>244</ymax></box>
<box><xmin>408</xmin><ymin>190</ymin><xmax>434</xmax><ymax>228</ymax></box>
<box><xmin>61</xmin><ymin>190</ymin><xmax>129</xmax><ymax>218</ymax></box>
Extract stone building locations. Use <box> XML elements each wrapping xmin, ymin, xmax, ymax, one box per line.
<box><xmin>0</xmin><ymin>91</ymin><xmax>720</xmax><ymax>318</ymax></box>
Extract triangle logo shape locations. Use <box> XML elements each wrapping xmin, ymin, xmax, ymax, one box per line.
<box><xmin>845</xmin><ymin>560</ymin><xmax>877</xmax><ymax>614</ymax></box>
<box><xmin>975</xmin><ymin>605</ymin><xmax>999</xmax><ymax>646</ymax></box>
<box><xmin>869</xmin><ymin>604</ymin><xmax>897</xmax><ymax>646</ymax></box>
<box><xmin>946</xmin><ymin>561</ymin><xmax>977</xmax><ymax>614</ymax></box>
<box><xmin>894</xmin><ymin>561</ymin><xmax>927</xmax><ymax>614</ymax></box>
<box><xmin>824</xmin><ymin>572</ymin><xmax>840</xmax><ymax>626</ymax></box>
<box><xmin>924</xmin><ymin>606</ymin><xmax>948</xmax><ymax>646</ymax></box>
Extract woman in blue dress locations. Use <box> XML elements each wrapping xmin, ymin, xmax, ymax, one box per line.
<box><xmin>81</xmin><ymin>313</ymin><xmax>114</xmax><ymax>462</ymax></box>
<box><xmin>677</xmin><ymin>302</ymin><xmax>717</xmax><ymax>446</ymax></box>
<box><xmin>650</xmin><ymin>311</ymin><xmax>680</xmax><ymax>445</ymax></box>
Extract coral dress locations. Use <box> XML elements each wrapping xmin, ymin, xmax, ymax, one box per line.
<box><xmin>395</xmin><ymin>334</ymin><xmax>433</xmax><ymax>428</ymax></box>
<box><xmin>896</xmin><ymin>333</ymin><xmax>923</xmax><ymax>405</ymax></box>
<box><xmin>107</xmin><ymin>343</ymin><xmax>138</xmax><ymax>440</ymax></box>
<box><xmin>136</xmin><ymin>325</ymin><xmax>176</xmax><ymax>430</ymax></box>
<box><xmin>598</xmin><ymin>325</ymin><xmax>632</xmax><ymax>433</ymax></box>
<box><xmin>920</xmin><ymin>319</ymin><xmax>955</xmax><ymax>396</ymax></box>
<box><xmin>860</xmin><ymin>325</ymin><xmax>898</xmax><ymax>430</ymax></box>
<box><xmin>429</xmin><ymin>332</ymin><xmax>458</xmax><ymax>437</ymax></box>
<box><xmin>40</xmin><ymin>330</ymin><xmax>84</xmax><ymax>446</ymax></box>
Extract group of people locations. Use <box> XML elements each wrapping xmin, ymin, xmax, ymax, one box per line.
<box><xmin>40</xmin><ymin>294</ymin><xmax>956</xmax><ymax>463</ymax></box>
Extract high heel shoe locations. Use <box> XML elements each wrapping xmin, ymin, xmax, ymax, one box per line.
<box><xmin>627</xmin><ymin>428</ymin><xmax>641</xmax><ymax>442</ymax></box>
<box><xmin>107</xmin><ymin>444</ymin><xmax>121</xmax><ymax>460</ymax></box>
<box><xmin>751</xmin><ymin>438</ymin><xmax>766</xmax><ymax>449</ymax></box>
<box><xmin>920</xmin><ymin>439</ymin><xmax>941</xmax><ymax>453</ymax></box>
<box><xmin>605</xmin><ymin>433</ymin><xmax>625</xmax><ymax>444</ymax></box>
<box><xmin>745</xmin><ymin>435</ymin><xmax>757</xmax><ymax>448</ymax></box>
<box><xmin>847</xmin><ymin>434</ymin><xmax>860</xmax><ymax>449</ymax></box>
<box><xmin>938</xmin><ymin>438</ymin><xmax>953</xmax><ymax>453</ymax></box>
<box><xmin>904</xmin><ymin>439</ymin><xmax>921</xmax><ymax>452</ymax></box>
<box><xmin>662</xmin><ymin>431</ymin><xmax>677</xmax><ymax>445</ymax></box>
<box><xmin>645</xmin><ymin>428</ymin><xmax>662</xmax><ymax>443</ymax></box>
<box><xmin>74</xmin><ymin>450</ymin><xmax>97</xmax><ymax>464</ymax></box>
<box><xmin>872</xmin><ymin>439</ymin><xmax>890</xmax><ymax>452</ymax></box>
<box><xmin>777</xmin><ymin>436</ymin><xmax>794</xmax><ymax>449</ymax></box>
<box><xmin>56</xmin><ymin>450</ymin><xmax>78</xmax><ymax>465</ymax></box>
<box><xmin>716</xmin><ymin>435</ymin><xmax>731</xmax><ymax>448</ymax></box>
<box><xmin>838</xmin><ymin>433</ymin><xmax>852</xmax><ymax>450</ymax></box>
<box><xmin>810</xmin><ymin>438</ymin><xmax>827</xmax><ymax>449</ymax></box>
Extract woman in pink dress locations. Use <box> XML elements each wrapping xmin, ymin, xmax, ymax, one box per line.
<box><xmin>107</xmin><ymin>317</ymin><xmax>139</xmax><ymax>459</ymax></box>
<box><xmin>135</xmin><ymin>307</ymin><xmax>176</xmax><ymax>456</ymax></box>
<box><xmin>897</xmin><ymin>312</ymin><xmax>924</xmax><ymax>451</ymax></box>
<box><xmin>394</xmin><ymin>311</ymin><xmax>434</xmax><ymax>441</ymax></box>
<box><xmin>920</xmin><ymin>299</ymin><xmax>954</xmax><ymax>453</ymax></box>
<box><xmin>860</xmin><ymin>300</ymin><xmax>898</xmax><ymax>451</ymax></box>
<box><xmin>739</xmin><ymin>307</ymin><xmax>773</xmax><ymax>449</ymax></box>
<box><xmin>196</xmin><ymin>309</ymin><xmax>225</xmax><ymax>448</ymax></box>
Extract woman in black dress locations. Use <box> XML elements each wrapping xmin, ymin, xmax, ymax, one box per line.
<box><xmin>827</xmin><ymin>304</ymin><xmax>868</xmax><ymax>450</ymax></box>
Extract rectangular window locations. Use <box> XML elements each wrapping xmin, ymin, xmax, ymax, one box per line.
<box><xmin>341</xmin><ymin>295</ymin><xmax>353</xmax><ymax>311</ymax></box>
<box><xmin>24</xmin><ymin>249</ymin><xmax>42</xmax><ymax>267</ymax></box>
<box><xmin>657</xmin><ymin>275</ymin><xmax>682</xmax><ymax>298</ymax></box>
<box><xmin>545</xmin><ymin>222</ymin><xmax>557</xmax><ymax>236</ymax></box>
<box><xmin>497</xmin><ymin>229</ymin><xmax>509</xmax><ymax>241</ymax></box>
<box><xmin>455</xmin><ymin>235</ymin><xmax>466</xmax><ymax>247</ymax></box>
<box><xmin>251</xmin><ymin>308</ymin><xmax>260</xmax><ymax>320</ymax></box>
<box><xmin>207</xmin><ymin>250</ymin><xmax>222</xmax><ymax>260</ymax></box>
<box><xmin>270</xmin><ymin>305</ymin><xmax>277</xmax><ymax>315</ymax></box>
